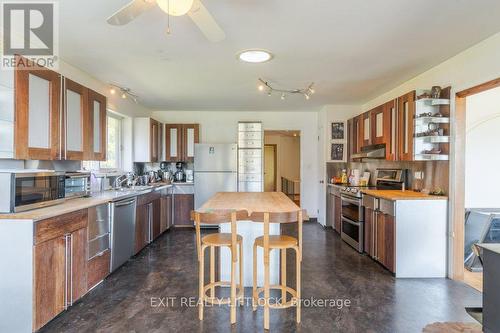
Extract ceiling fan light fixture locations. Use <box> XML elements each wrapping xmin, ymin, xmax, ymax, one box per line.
<box><xmin>238</xmin><ymin>49</ymin><xmax>273</xmax><ymax>63</ymax></box>
<box><xmin>157</xmin><ymin>0</ymin><xmax>194</xmax><ymax>16</ymax></box>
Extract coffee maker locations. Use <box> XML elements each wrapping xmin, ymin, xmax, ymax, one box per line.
<box><xmin>174</xmin><ymin>162</ymin><xmax>185</xmax><ymax>182</ymax></box>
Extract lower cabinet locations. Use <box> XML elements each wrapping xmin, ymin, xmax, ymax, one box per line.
<box><xmin>33</xmin><ymin>210</ymin><xmax>88</xmax><ymax>331</ymax></box>
<box><xmin>160</xmin><ymin>193</ymin><xmax>172</xmax><ymax>233</ymax></box>
<box><xmin>152</xmin><ymin>198</ymin><xmax>161</xmax><ymax>240</ymax></box>
<box><xmin>87</xmin><ymin>250</ymin><xmax>110</xmax><ymax>290</ymax></box>
<box><xmin>135</xmin><ymin>202</ymin><xmax>150</xmax><ymax>254</ymax></box>
<box><xmin>174</xmin><ymin>194</ymin><xmax>194</xmax><ymax>226</ymax></box>
<box><xmin>135</xmin><ymin>192</ymin><xmax>163</xmax><ymax>254</ymax></box>
<box><xmin>363</xmin><ymin>199</ymin><xmax>395</xmax><ymax>273</ymax></box>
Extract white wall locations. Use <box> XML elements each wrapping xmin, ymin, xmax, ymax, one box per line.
<box><xmin>152</xmin><ymin>110</ymin><xmax>319</xmax><ymax>218</ymax></box>
<box><xmin>264</xmin><ymin>133</ymin><xmax>300</xmax><ymax>192</ymax></box>
<box><xmin>465</xmin><ymin>86</ymin><xmax>500</xmax><ymax>208</ymax></box>
<box><xmin>317</xmin><ymin>105</ymin><xmax>362</xmax><ymax>225</ymax></box>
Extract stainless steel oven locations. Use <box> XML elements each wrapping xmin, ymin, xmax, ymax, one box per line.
<box><xmin>340</xmin><ymin>193</ymin><xmax>364</xmax><ymax>253</ymax></box>
<box><xmin>0</xmin><ymin>171</ymin><xmax>66</xmax><ymax>213</ymax></box>
<box><xmin>65</xmin><ymin>172</ymin><xmax>91</xmax><ymax>199</ymax></box>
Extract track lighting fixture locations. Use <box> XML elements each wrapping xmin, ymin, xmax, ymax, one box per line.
<box><xmin>257</xmin><ymin>78</ymin><xmax>315</xmax><ymax>101</ymax></box>
<box><xmin>109</xmin><ymin>84</ymin><xmax>139</xmax><ymax>103</ymax></box>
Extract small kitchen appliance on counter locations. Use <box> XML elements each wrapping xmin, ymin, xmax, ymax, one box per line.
<box><xmin>185</xmin><ymin>169</ymin><xmax>194</xmax><ymax>183</ymax></box>
<box><xmin>174</xmin><ymin>162</ymin><xmax>186</xmax><ymax>182</ymax></box>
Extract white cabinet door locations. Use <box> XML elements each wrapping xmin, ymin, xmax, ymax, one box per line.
<box><xmin>93</xmin><ymin>101</ymin><xmax>101</xmax><ymax>154</ymax></box>
<box><xmin>29</xmin><ymin>74</ymin><xmax>51</xmax><ymax>149</ymax></box>
<box><xmin>66</xmin><ymin>89</ymin><xmax>83</xmax><ymax>152</ymax></box>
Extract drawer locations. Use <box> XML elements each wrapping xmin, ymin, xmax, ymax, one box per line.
<box><xmin>88</xmin><ymin>233</ymin><xmax>110</xmax><ymax>260</ymax></box>
<box><xmin>87</xmin><ymin>249</ymin><xmax>110</xmax><ymax>290</ymax></box>
<box><xmin>88</xmin><ymin>204</ymin><xmax>109</xmax><ymax>241</ymax></box>
<box><xmin>35</xmin><ymin>209</ymin><xmax>88</xmax><ymax>244</ymax></box>
<box><xmin>238</xmin><ymin>122</ymin><xmax>262</xmax><ymax>132</ymax></box>
<box><xmin>238</xmin><ymin>139</ymin><xmax>262</xmax><ymax>148</ymax></box>
<box><xmin>173</xmin><ymin>184</ymin><xmax>194</xmax><ymax>194</ymax></box>
<box><xmin>239</xmin><ymin>173</ymin><xmax>262</xmax><ymax>182</ymax></box>
<box><xmin>238</xmin><ymin>181</ymin><xmax>262</xmax><ymax>192</ymax></box>
<box><xmin>238</xmin><ymin>131</ymin><xmax>262</xmax><ymax>141</ymax></box>
<box><xmin>238</xmin><ymin>149</ymin><xmax>262</xmax><ymax>158</ymax></box>
<box><xmin>238</xmin><ymin>163</ymin><xmax>262</xmax><ymax>174</ymax></box>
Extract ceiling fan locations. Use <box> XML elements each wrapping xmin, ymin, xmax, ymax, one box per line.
<box><xmin>107</xmin><ymin>0</ymin><xmax>226</xmax><ymax>42</ymax></box>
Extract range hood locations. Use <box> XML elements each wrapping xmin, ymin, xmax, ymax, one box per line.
<box><xmin>351</xmin><ymin>144</ymin><xmax>386</xmax><ymax>160</ymax></box>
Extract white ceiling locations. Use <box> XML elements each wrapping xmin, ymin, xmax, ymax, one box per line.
<box><xmin>59</xmin><ymin>0</ymin><xmax>500</xmax><ymax>111</ymax></box>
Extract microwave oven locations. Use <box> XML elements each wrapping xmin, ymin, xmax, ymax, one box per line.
<box><xmin>0</xmin><ymin>171</ymin><xmax>66</xmax><ymax>213</ymax></box>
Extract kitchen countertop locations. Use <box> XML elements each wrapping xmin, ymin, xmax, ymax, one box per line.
<box><xmin>361</xmin><ymin>189</ymin><xmax>447</xmax><ymax>201</ymax></box>
<box><xmin>478</xmin><ymin>243</ymin><xmax>500</xmax><ymax>255</ymax></box>
<box><xmin>0</xmin><ymin>183</ymin><xmax>172</xmax><ymax>221</ymax></box>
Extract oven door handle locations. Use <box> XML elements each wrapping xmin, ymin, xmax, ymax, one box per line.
<box><xmin>341</xmin><ymin>196</ymin><xmax>361</xmax><ymax>206</ymax></box>
<box><xmin>341</xmin><ymin>216</ymin><xmax>360</xmax><ymax>226</ymax></box>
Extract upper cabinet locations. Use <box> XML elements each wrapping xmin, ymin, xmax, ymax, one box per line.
<box><xmin>165</xmin><ymin>124</ymin><xmax>199</xmax><ymax>162</ymax></box>
<box><xmin>14</xmin><ymin>58</ymin><xmax>61</xmax><ymax>160</ymax></box>
<box><xmin>347</xmin><ymin>87</ymin><xmax>450</xmax><ymax>162</ymax></box>
<box><xmin>12</xmin><ymin>56</ymin><xmax>107</xmax><ymax>161</ymax></box>
<box><xmin>64</xmin><ymin>78</ymin><xmax>88</xmax><ymax>160</ymax></box>
<box><xmin>87</xmin><ymin>90</ymin><xmax>107</xmax><ymax>161</ymax></box>
<box><xmin>397</xmin><ymin>91</ymin><xmax>415</xmax><ymax>161</ymax></box>
<box><xmin>133</xmin><ymin>118</ymin><xmax>163</xmax><ymax>163</ymax></box>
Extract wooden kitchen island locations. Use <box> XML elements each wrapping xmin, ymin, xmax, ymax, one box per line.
<box><xmin>199</xmin><ymin>192</ymin><xmax>304</xmax><ymax>287</ymax></box>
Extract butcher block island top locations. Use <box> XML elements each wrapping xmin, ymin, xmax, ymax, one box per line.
<box><xmin>361</xmin><ymin>189</ymin><xmax>448</xmax><ymax>201</ymax></box>
<box><xmin>199</xmin><ymin>192</ymin><xmax>306</xmax><ymax>218</ymax></box>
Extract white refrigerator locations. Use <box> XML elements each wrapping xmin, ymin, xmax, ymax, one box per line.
<box><xmin>194</xmin><ymin>143</ymin><xmax>238</xmax><ymax>212</ymax></box>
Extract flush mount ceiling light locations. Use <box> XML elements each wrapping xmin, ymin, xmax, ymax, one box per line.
<box><xmin>109</xmin><ymin>84</ymin><xmax>139</xmax><ymax>103</ymax></box>
<box><xmin>156</xmin><ymin>0</ymin><xmax>194</xmax><ymax>16</ymax></box>
<box><xmin>238</xmin><ymin>49</ymin><xmax>273</xmax><ymax>63</ymax></box>
<box><xmin>257</xmin><ymin>78</ymin><xmax>315</xmax><ymax>101</ymax></box>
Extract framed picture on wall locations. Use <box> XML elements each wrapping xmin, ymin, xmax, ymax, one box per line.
<box><xmin>331</xmin><ymin>122</ymin><xmax>345</xmax><ymax>140</ymax></box>
<box><xmin>330</xmin><ymin>143</ymin><xmax>345</xmax><ymax>161</ymax></box>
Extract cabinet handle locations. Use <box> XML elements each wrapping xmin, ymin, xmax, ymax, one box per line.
<box><xmin>64</xmin><ymin>234</ymin><xmax>69</xmax><ymax>310</ymax></box>
<box><xmin>69</xmin><ymin>233</ymin><xmax>73</xmax><ymax>306</ymax></box>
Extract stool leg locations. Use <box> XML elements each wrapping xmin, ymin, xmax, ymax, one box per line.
<box><xmin>252</xmin><ymin>242</ymin><xmax>257</xmax><ymax>311</ymax></box>
<box><xmin>230</xmin><ymin>246</ymin><xmax>237</xmax><ymax>324</ymax></box>
<box><xmin>264</xmin><ymin>248</ymin><xmax>270</xmax><ymax>330</ymax></box>
<box><xmin>239</xmin><ymin>241</ymin><xmax>244</xmax><ymax>306</ymax></box>
<box><xmin>210</xmin><ymin>246</ymin><xmax>215</xmax><ymax>298</ymax></box>
<box><xmin>295</xmin><ymin>246</ymin><xmax>301</xmax><ymax>324</ymax></box>
<box><xmin>199</xmin><ymin>245</ymin><xmax>205</xmax><ymax>321</ymax></box>
<box><xmin>281</xmin><ymin>249</ymin><xmax>287</xmax><ymax>305</ymax></box>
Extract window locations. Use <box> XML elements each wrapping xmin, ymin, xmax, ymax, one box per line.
<box><xmin>83</xmin><ymin>113</ymin><xmax>122</xmax><ymax>171</ymax></box>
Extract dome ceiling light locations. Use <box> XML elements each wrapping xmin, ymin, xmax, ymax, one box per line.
<box><xmin>237</xmin><ymin>49</ymin><xmax>273</xmax><ymax>63</ymax></box>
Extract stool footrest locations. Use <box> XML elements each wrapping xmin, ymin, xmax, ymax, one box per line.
<box><xmin>202</xmin><ymin>281</ymin><xmax>244</xmax><ymax>305</ymax></box>
<box><xmin>253</xmin><ymin>285</ymin><xmax>299</xmax><ymax>309</ymax></box>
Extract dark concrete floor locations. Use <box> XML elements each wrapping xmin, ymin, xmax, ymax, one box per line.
<box><xmin>41</xmin><ymin>223</ymin><xmax>481</xmax><ymax>333</ymax></box>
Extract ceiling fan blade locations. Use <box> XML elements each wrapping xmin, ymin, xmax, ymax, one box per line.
<box><xmin>188</xmin><ymin>0</ymin><xmax>226</xmax><ymax>42</ymax></box>
<box><xmin>106</xmin><ymin>0</ymin><xmax>155</xmax><ymax>26</ymax></box>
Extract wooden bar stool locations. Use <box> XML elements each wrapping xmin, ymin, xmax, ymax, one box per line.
<box><xmin>252</xmin><ymin>210</ymin><xmax>303</xmax><ymax>331</ymax></box>
<box><xmin>193</xmin><ymin>210</ymin><xmax>246</xmax><ymax>324</ymax></box>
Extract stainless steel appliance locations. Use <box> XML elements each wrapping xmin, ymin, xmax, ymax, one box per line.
<box><xmin>174</xmin><ymin>162</ymin><xmax>185</xmax><ymax>182</ymax></box>
<box><xmin>194</xmin><ymin>143</ymin><xmax>238</xmax><ymax>221</ymax></box>
<box><xmin>340</xmin><ymin>168</ymin><xmax>406</xmax><ymax>252</ymax></box>
<box><xmin>351</xmin><ymin>143</ymin><xmax>386</xmax><ymax>160</ymax></box>
<box><xmin>110</xmin><ymin>197</ymin><xmax>137</xmax><ymax>272</ymax></box>
<box><xmin>238</xmin><ymin>122</ymin><xmax>263</xmax><ymax>192</ymax></box>
<box><xmin>88</xmin><ymin>204</ymin><xmax>110</xmax><ymax>260</ymax></box>
<box><xmin>185</xmin><ymin>169</ymin><xmax>194</xmax><ymax>182</ymax></box>
<box><xmin>64</xmin><ymin>171</ymin><xmax>91</xmax><ymax>199</ymax></box>
<box><xmin>0</xmin><ymin>170</ymin><xmax>66</xmax><ymax>213</ymax></box>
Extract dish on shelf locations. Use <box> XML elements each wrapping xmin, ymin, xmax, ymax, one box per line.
<box><xmin>422</xmin><ymin>148</ymin><xmax>442</xmax><ymax>155</ymax></box>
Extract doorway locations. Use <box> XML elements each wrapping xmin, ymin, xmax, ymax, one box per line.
<box><xmin>264</xmin><ymin>145</ymin><xmax>277</xmax><ymax>191</ymax></box>
<box><xmin>263</xmin><ymin>130</ymin><xmax>301</xmax><ymax>205</ymax></box>
<box><xmin>452</xmin><ymin>78</ymin><xmax>500</xmax><ymax>289</ymax></box>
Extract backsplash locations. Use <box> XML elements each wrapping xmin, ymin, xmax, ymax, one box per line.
<box><xmin>327</xmin><ymin>160</ymin><xmax>449</xmax><ymax>194</ymax></box>
<box><xmin>134</xmin><ymin>162</ymin><xmax>194</xmax><ymax>175</ymax></box>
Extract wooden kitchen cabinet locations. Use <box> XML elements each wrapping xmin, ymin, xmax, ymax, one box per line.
<box><xmin>64</xmin><ymin>78</ymin><xmax>89</xmax><ymax>160</ymax></box>
<box><xmin>33</xmin><ymin>235</ymin><xmax>66</xmax><ymax>331</ymax></box>
<box><xmin>14</xmin><ymin>57</ymin><xmax>62</xmax><ymax>160</ymax></box>
<box><xmin>87</xmin><ymin>250</ymin><xmax>110</xmax><ymax>290</ymax></box>
<box><xmin>376</xmin><ymin>211</ymin><xmax>395</xmax><ymax>273</ymax></box>
<box><xmin>33</xmin><ymin>209</ymin><xmax>88</xmax><ymax>331</ymax></box>
<box><xmin>397</xmin><ymin>91</ymin><xmax>415</xmax><ymax>161</ymax></box>
<box><xmin>174</xmin><ymin>194</ymin><xmax>194</xmax><ymax>227</ymax></box>
<box><xmin>364</xmin><ymin>206</ymin><xmax>375</xmax><ymax>257</ymax></box>
<box><xmin>362</xmin><ymin>111</ymin><xmax>371</xmax><ymax>147</ymax></box>
<box><xmin>133</xmin><ymin>117</ymin><xmax>163</xmax><ymax>162</ymax></box>
<box><xmin>87</xmin><ymin>89</ymin><xmax>107</xmax><ymax>161</ymax></box>
<box><xmin>370</xmin><ymin>99</ymin><xmax>397</xmax><ymax>160</ymax></box>
<box><xmin>160</xmin><ymin>193</ymin><xmax>172</xmax><ymax>233</ymax></box>
<box><xmin>165</xmin><ymin>124</ymin><xmax>199</xmax><ymax>162</ymax></box>
<box><xmin>152</xmin><ymin>198</ymin><xmax>162</xmax><ymax>240</ymax></box>
<box><xmin>135</xmin><ymin>202</ymin><xmax>149</xmax><ymax>254</ymax></box>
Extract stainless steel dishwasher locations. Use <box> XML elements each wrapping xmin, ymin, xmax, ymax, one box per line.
<box><xmin>110</xmin><ymin>196</ymin><xmax>137</xmax><ymax>272</ymax></box>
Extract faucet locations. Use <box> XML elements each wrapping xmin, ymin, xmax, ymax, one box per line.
<box><xmin>114</xmin><ymin>174</ymin><xmax>127</xmax><ymax>189</ymax></box>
